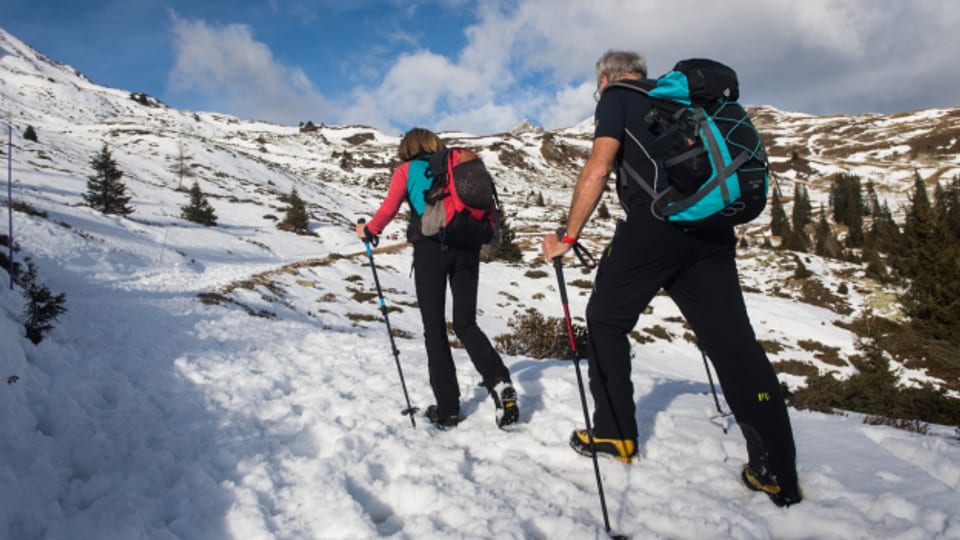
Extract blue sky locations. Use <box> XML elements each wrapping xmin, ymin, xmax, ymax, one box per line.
<box><xmin>4</xmin><ymin>0</ymin><xmax>960</xmax><ymax>135</ymax></box>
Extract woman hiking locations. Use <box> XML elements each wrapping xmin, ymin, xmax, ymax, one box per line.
<box><xmin>356</xmin><ymin>127</ymin><xmax>519</xmax><ymax>430</ymax></box>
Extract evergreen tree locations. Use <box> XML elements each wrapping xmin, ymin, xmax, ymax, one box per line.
<box><xmin>791</xmin><ymin>183</ymin><xmax>813</xmax><ymax>233</ymax></box>
<box><xmin>84</xmin><ymin>143</ymin><xmax>133</xmax><ymax>216</ymax></box>
<box><xmin>895</xmin><ymin>173</ymin><xmax>960</xmax><ymax>342</ymax></box>
<box><xmin>169</xmin><ymin>140</ymin><xmax>196</xmax><ymax>190</ymax></box>
<box><xmin>898</xmin><ymin>171</ymin><xmax>935</xmax><ymax>278</ymax></box>
<box><xmin>493</xmin><ymin>213</ymin><xmax>523</xmax><ymax>263</ymax></box>
<box><xmin>782</xmin><ymin>226</ymin><xmax>810</xmax><ymax>252</ymax></box>
<box><xmin>597</xmin><ymin>201</ymin><xmax>611</xmax><ymax>219</ymax></box>
<box><xmin>864</xmin><ymin>181</ymin><xmax>885</xmax><ymax>252</ymax></box>
<box><xmin>813</xmin><ymin>205</ymin><xmax>842</xmax><ymax>259</ymax></box>
<box><xmin>863</xmin><ymin>245</ymin><xmax>888</xmax><ymax>282</ymax></box>
<box><xmin>17</xmin><ymin>258</ymin><xmax>68</xmax><ymax>345</ymax></box>
<box><xmin>863</xmin><ymin>195</ymin><xmax>899</xmax><ymax>282</ymax></box>
<box><xmin>934</xmin><ymin>175</ymin><xmax>960</xmax><ymax>241</ymax></box>
<box><xmin>279</xmin><ymin>188</ymin><xmax>310</xmax><ymax>233</ymax></box>
<box><xmin>865</xmin><ymin>181</ymin><xmax>882</xmax><ymax>217</ymax></box>
<box><xmin>866</xmin><ymin>200</ymin><xmax>900</xmax><ymax>255</ymax></box>
<box><xmin>781</xmin><ymin>183</ymin><xmax>813</xmax><ymax>252</ymax></box>
<box><xmin>769</xmin><ymin>185</ymin><xmax>791</xmax><ymax>239</ymax></box>
<box><xmin>829</xmin><ymin>173</ymin><xmax>865</xmax><ymax>247</ymax></box>
<box><xmin>181</xmin><ymin>181</ymin><xmax>218</xmax><ymax>226</ymax></box>
<box><xmin>23</xmin><ymin>125</ymin><xmax>38</xmax><ymax>142</ymax></box>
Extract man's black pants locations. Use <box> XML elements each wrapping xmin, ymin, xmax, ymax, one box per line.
<box><xmin>585</xmin><ymin>212</ymin><xmax>798</xmax><ymax>484</ymax></box>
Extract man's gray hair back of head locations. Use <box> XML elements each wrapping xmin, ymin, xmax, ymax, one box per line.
<box><xmin>596</xmin><ymin>50</ymin><xmax>648</xmax><ymax>83</ymax></box>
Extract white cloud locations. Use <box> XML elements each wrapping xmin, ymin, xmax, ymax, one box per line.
<box><xmin>339</xmin><ymin>49</ymin><xmax>503</xmax><ymax>133</ymax></box>
<box><xmin>538</xmin><ymin>81</ymin><xmax>596</xmax><ymax>131</ymax></box>
<box><xmin>165</xmin><ymin>1</ymin><xmax>960</xmax><ymax>134</ymax></box>
<box><xmin>435</xmin><ymin>0</ymin><xmax>960</xmax><ymax>129</ymax></box>
<box><xmin>435</xmin><ymin>102</ymin><xmax>521</xmax><ymax>135</ymax></box>
<box><xmin>167</xmin><ymin>14</ymin><xmax>333</xmax><ymax>125</ymax></box>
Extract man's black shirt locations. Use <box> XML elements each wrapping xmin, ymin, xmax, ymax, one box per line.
<box><xmin>593</xmin><ymin>79</ymin><xmax>663</xmax><ymax>212</ymax></box>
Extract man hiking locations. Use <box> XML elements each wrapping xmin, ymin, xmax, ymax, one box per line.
<box><xmin>541</xmin><ymin>49</ymin><xmax>802</xmax><ymax>507</ymax></box>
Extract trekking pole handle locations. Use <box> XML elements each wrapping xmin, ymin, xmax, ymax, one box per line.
<box><xmin>553</xmin><ymin>256</ymin><xmax>570</xmax><ymax>306</ymax></box>
<box><xmin>357</xmin><ymin>218</ymin><xmax>379</xmax><ymax>247</ymax></box>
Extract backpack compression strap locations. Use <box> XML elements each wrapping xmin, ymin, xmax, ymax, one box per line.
<box><xmin>694</xmin><ymin>108</ymin><xmax>751</xmax><ymax>205</ymax></box>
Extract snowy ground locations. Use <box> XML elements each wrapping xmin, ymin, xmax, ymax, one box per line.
<box><xmin>2</xmin><ymin>211</ymin><xmax>958</xmax><ymax>540</ymax></box>
<box><xmin>2</xmin><ymin>25</ymin><xmax>958</xmax><ymax>539</ymax></box>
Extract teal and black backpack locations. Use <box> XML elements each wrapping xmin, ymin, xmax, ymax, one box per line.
<box><xmin>610</xmin><ymin>58</ymin><xmax>768</xmax><ymax>229</ymax></box>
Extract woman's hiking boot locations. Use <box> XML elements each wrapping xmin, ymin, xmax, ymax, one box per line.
<box><xmin>741</xmin><ymin>463</ymin><xmax>803</xmax><ymax>507</ymax></box>
<box><xmin>490</xmin><ymin>380</ymin><xmax>519</xmax><ymax>428</ymax></box>
<box><xmin>424</xmin><ymin>405</ymin><xmax>459</xmax><ymax>430</ymax></box>
<box><xmin>569</xmin><ymin>429</ymin><xmax>637</xmax><ymax>463</ymax></box>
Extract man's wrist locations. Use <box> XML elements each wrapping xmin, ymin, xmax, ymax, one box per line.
<box><xmin>557</xmin><ymin>227</ymin><xmax>577</xmax><ymax>245</ymax></box>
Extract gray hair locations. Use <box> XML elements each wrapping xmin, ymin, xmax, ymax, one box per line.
<box><xmin>596</xmin><ymin>49</ymin><xmax>647</xmax><ymax>84</ymax></box>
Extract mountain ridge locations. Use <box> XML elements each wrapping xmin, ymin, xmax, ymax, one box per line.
<box><xmin>2</xmin><ymin>25</ymin><xmax>958</xmax><ymax>397</ymax></box>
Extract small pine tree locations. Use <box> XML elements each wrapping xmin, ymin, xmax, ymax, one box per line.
<box><xmin>863</xmin><ymin>246</ymin><xmax>888</xmax><ymax>281</ymax></box>
<box><xmin>866</xmin><ymin>199</ymin><xmax>900</xmax><ymax>255</ymax></box>
<box><xmin>17</xmin><ymin>258</ymin><xmax>67</xmax><ymax>344</ymax></box>
<box><xmin>23</xmin><ymin>125</ymin><xmax>38</xmax><ymax>142</ymax></box>
<box><xmin>84</xmin><ymin>143</ymin><xmax>133</xmax><ymax>216</ymax></box>
<box><xmin>865</xmin><ymin>181</ymin><xmax>881</xmax><ymax>217</ymax></box>
<box><xmin>181</xmin><ymin>181</ymin><xmax>218</xmax><ymax>226</ymax></box>
<box><xmin>279</xmin><ymin>188</ymin><xmax>310</xmax><ymax>233</ymax></box>
<box><xmin>893</xmin><ymin>172</ymin><xmax>936</xmax><ymax>279</ymax></box>
<box><xmin>813</xmin><ymin>205</ymin><xmax>842</xmax><ymax>259</ymax></box>
<box><xmin>769</xmin><ymin>185</ymin><xmax>791</xmax><ymax>239</ymax></box>
<box><xmin>782</xmin><ymin>226</ymin><xmax>810</xmax><ymax>252</ymax></box>
<box><xmin>597</xmin><ymin>201</ymin><xmax>611</xmax><ymax>219</ymax></box>
<box><xmin>829</xmin><ymin>173</ymin><xmax>865</xmax><ymax>247</ymax></box>
<box><xmin>792</xmin><ymin>254</ymin><xmax>813</xmax><ymax>279</ymax></box>
<box><xmin>791</xmin><ymin>183</ymin><xmax>813</xmax><ymax>232</ymax></box>
<box><xmin>934</xmin><ymin>175</ymin><xmax>960</xmax><ymax>241</ymax></box>
<box><xmin>493</xmin><ymin>213</ymin><xmax>524</xmax><ymax>263</ymax></box>
<box><xmin>948</xmin><ymin>176</ymin><xmax>960</xmax><ymax>240</ymax></box>
<box><xmin>169</xmin><ymin>140</ymin><xmax>196</xmax><ymax>190</ymax></box>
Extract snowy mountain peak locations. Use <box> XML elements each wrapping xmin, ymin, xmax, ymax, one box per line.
<box><xmin>509</xmin><ymin>119</ymin><xmax>543</xmax><ymax>134</ymax></box>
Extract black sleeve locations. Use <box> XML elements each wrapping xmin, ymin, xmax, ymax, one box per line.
<box><xmin>594</xmin><ymin>89</ymin><xmax>630</xmax><ymax>141</ymax></box>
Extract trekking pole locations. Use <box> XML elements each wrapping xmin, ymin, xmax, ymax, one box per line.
<box><xmin>699</xmin><ymin>346</ymin><xmax>732</xmax><ymax>434</ymax></box>
<box><xmin>553</xmin><ymin>255</ymin><xmax>626</xmax><ymax>540</ymax></box>
<box><xmin>6</xmin><ymin>120</ymin><xmax>13</xmax><ymax>289</ymax></box>
<box><xmin>358</xmin><ymin>219</ymin><xmax>418</xmax><ymax>427</ymax></box>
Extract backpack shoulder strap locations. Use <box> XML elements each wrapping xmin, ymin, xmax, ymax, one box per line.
<box><xmin>427</xmin><ymin>148</ymin><xmax>452</xmax><ymax>188</ymax></box>
<box><xmin>602</xmin><ymin>79</ymin><xmax>654</xmax><ymax>96</ymax></box>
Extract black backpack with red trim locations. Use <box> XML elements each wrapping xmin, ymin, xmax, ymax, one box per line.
<box><xmin>419</xmin><ymin>148</ymin><xmax>499</xmax><ymax>248</ymax></box>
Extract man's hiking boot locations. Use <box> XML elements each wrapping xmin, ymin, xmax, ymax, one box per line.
<box><xmin>569</xmin><ymin>429</ymin><xmax>637</xmax><ymax>463</ymax></box>
<box><xmin>425</xmin><ymin>405</ymin><xmax>459</xmax><ymax>430</ymax></box>
<box><xmin>742</xmin><ymin>463</ymin><xmax>803</xmax><ymax>507</ymax></box>
<box><xmin>490</xmin><ymin>380</ymin><xmax>519</xmax><ymax>428</ymax></box>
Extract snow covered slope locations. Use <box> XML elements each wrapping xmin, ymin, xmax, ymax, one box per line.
<box><xmin>1</xmin><ymin>27</ymin><xmax>958</xmax><ymax>540</ymax></box>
